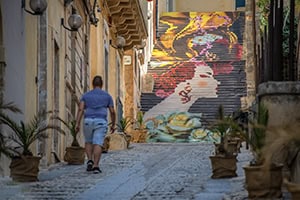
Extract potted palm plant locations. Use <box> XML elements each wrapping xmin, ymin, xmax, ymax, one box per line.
<box><xmin>104</xmin><ymin>117</ymin><xmax>132</xmax><ymax>151</ymax></box>
<box><xmin>116</xmin><ymin>116</ymin><xmax>132</xmax><ymax>148</ymax></box>
<box><xmin>0</xmin><ymin>111</ymin><xmax>63</xmax><ymax>182</ymax></box>
<box><xmin>131</xmin><ymin>111</ymin><xmax>147</xmax><ymax>143</ymax></box>
<box><xmin>243</xmin><ymin>102</ymin><xmax>283</xmax><ymax>199</ymax></box>
<box><xmin>51</xmin><ymin>115</ymin><xmax>85</xmax><ymax>165</ymax></box>
<box><xmin>208</xmin><ymin>105</ymin><xmax>244</xmax><ymax>179</ymax></box>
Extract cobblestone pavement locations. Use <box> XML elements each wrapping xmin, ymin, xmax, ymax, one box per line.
<box><xmin>0</xmin><ymin>143</ymin><xmax>290</xmax><ymax>200</ymax></box>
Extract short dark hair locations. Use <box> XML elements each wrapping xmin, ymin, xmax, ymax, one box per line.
<box><xmin>92</xmin><ymin>75</ymin><xmax>103</xmax><ymax>87</ymax></box>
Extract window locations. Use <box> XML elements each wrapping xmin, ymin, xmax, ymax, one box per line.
<box><xmin>236</xmin><ymin>0</ymin><xmax>245</xmax><ymax>8</ymax></box>
<box><xmin>167</xmin><ymin>0</ymin><xmax>174</xmax><ymax>12</ymax></box>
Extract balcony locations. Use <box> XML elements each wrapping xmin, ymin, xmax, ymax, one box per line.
<box><xmin>105</xmin><ymin>0</ymin><xmax>148</xmax><ymax>50</ymax></box>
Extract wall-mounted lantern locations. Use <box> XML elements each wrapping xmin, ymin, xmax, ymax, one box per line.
<box><xmin>61</xmin><ymin>8</ymin><xmax>83</xmax><ymax>32</ymax></box>
<box><xmin>21</xmin><ymin>0</ymin><xmax>47</xmax><ymax>15</ymax></box>
<box><xmin>110</xmin><ymin>36</ymin><xmax>126</xmax><ymax>49</ymax></box>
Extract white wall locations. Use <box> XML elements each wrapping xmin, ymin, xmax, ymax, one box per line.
<box><xmin>2</xmin><ymin>0</ymin><xmax>26</xmax><ymax>117</ymax></box>
<box><xmin>0</xmin><ymin>0</ymin><xmax>26</xmax><ymax>176</ymax></box>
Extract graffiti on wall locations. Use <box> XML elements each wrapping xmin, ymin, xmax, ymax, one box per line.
<box><xmin>142</xmin><ymin>12</ymin><xmax>246</xmax><ymax>143</ymax></box>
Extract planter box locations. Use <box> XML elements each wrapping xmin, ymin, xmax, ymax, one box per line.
<box><xmin>64</xmin><ymin>146</ymin><xmax>85</xmax><ymax>165</ymax></box>
<box><xmin>209</xmin><ymin>155</ymin><xmax>237</xmax><ymax>179</ymax></box>
<box><xmin>104</xmin><ymin>133</ymin><xmax>131</xmax><ymax>151</ymax></box>
<box><xmin>10</xmin><ymin>156</ymin><xmax>41</xmax><ymax>182</ymax></box>
<box><xmin>243</xmin><ymin>164</ymin><xmax>283</xmax><ymax>199</ymax></box>
<box><xmin>285</xmin><ymin>180</ymin><xmax>300</xmax><ymax>200</ymax></box>
<box><xmin>130</xmin><ymin>129</ymin><xmax>147</xmax><ymax>143</ymax></box>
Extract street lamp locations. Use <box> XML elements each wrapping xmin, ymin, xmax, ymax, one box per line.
<box><xmin>21</xmin><ymin>0</ymin><xmax>47</xmax><ymax>15</ymax></box>
<box><xmin>61</xmin><ymin>8</ymin><xmax>83</xmax><ymax>32</ymax></box>
<box><xmin>110</xmin><ymin>36</ymin><xmax>126</xmax><ymax>49</ymax></box>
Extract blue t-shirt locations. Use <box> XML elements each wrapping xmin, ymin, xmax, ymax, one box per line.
<box><xmin>80</xmin><ymin>88</ymin><xmax>114</xmax><ymax>120</ymax></box>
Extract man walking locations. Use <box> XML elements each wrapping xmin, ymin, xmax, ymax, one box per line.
<box><xmin>75</xmin><ymin>75</ymin><xmax>116</xmax><ymax>174</ymax></box>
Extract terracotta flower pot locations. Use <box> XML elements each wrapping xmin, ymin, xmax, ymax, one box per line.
<box><xmin>10</xmin><ymin>156</ymin><xmax>41</xmax><ymax>182</ymax></box>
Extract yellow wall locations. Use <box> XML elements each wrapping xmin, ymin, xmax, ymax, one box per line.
<box><xmin>24</xmin><ymin>0</ymin><xmax>91</xmax><ymax>166</ymax></box>
<box><xmin>108</xmin><ymin>47</ymin><xmax>117</xmax><ymax>100</ymax></box>
<box><xmin>158</xmin><ymin>0</ymin><xmax>235</xmax><ymax>15</ymax></box>
<box><xmin>45</xmin><ymin>0</ymin><xmax>65</xmax><ymax>163</ymax></box>
<box><xmin>89</xmin><ymin>7</ymin><xmax>122</xmax><ymax>121</ymax></box>
<box><xmin>24</xmin><ymin>15</ymin><xmax>38</xmax><ymax>125</ymax></box>
<box><xmin>174</xmin><ymin>0</ymin><xmax>235</xmax><ymax>12</ymax></box>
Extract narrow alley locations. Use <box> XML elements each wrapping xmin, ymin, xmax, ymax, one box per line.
<box><xmin>0</xmin><ymin>1</ymin><xmax>299</xmax><ymax>200</ymax></box>
<box><xmin>0</xmin><ymin>143</ymin><xmax>255</xmax><ymax>200</ymax></box>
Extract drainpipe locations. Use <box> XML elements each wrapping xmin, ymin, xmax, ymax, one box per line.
<box><xmin>155</xmin><ymin>0</ymin><xmax>158</xmax><ymax>39</ymax></box>
<box><xmin>71</xmin><ymin>32</ymin><xmax>76</xmax><ymax>116</ymax></box>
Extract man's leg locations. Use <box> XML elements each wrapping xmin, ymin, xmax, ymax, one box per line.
<box><xmin>83</xmin><ymin>119</ymin><xmax>94</xmax><ymax>171</ymax></box>
<box><xmin>85</xmin><ymin>142</ymin><xmax>94</xmax><ymax>171</ymax></box>
<box><xmin>92</xmin><ymin>121</ymin><xmax>107</xmax><ymax>173</ymax></box>
<box><xmin>85</xmin><ymin>142</ymin><xmax>93</xmax><ymax>161</ymax></box>
<box><xmin>93</xmin><ymin>144</ymin><xmax>102</xmax><ymax>168</ymax></box>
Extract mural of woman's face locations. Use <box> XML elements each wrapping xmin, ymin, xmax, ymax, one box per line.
<box><xmin>143</xmin><ymin>11</ymin><xmax>246</xmax><ymax>143</ymax></box>
<box><xmin>144</xmin><ymin>63</ymin><xmax>221</xmax><ymax>120</ymax></box>
<box><xmin>192</xmin><ymin>64</ymin><xmax>220</xmax><ymax>97</ymax></box>
<box><xmin>175</xmin><ymin>64</ymin><xmax>220</xmax><ymax>104</ymax></box>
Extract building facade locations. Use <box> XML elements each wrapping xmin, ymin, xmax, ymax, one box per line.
<box><xmin>90</xmin><ymin>0</ymin><xmax>150</xmax><ymax>131</ymax></box>
<box><xmin>0</xmin><ymin>0</ymin><xmax>150</xmax><ymax>176</ymax></box>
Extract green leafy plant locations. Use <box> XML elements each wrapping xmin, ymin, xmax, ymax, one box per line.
<box><xmin>208</xmin><ymin>105</ymin><xmax>244</xmax><ymax>156</ymax></box>
<box><xmin>51</xmin><ymin>116</ymin><xmax>79</xmax><ymax>147</ymax></box>
<box><xmin>0</xmin><ymin>100</ymin><xmax>22</xmax><ymax>114</ymax></box>
<box><xmin>257</xmin><ymin>0</ymin><xmax>270</xmax><ymax>31</ymax></box>
<box><xmin>117</xmin><ymin>117</ymin><xmax>132</xmax><ymax>134</ymax></box>
<box><xmin>248</xmin><ymin>103</ymin><xmax>269</xmax><ymax>165</ymax></box>
<box><xmin>0</xmin><ymin>100</ymin><xmax>22</xmax><ymax>158</ymax></box>
<box><xmin>210</xmin><ymin>105</ymin><xmax>244</xmax><ymax>142</ymax></box>
<box><xmin>0</xmin><ymin>112</ymin><xmax>64</xmax><ymax>157</ymax></box>
<box><xmin>136</xmin><ymin>111</ymin><xmax>145</xmax><ymax>130</ymax></box>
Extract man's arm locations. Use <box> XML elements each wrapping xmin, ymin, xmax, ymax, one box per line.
<box><xmin>75</xmin><ymin>101</ymin><xmax>85</xmax><ymax>132</ymax></box>
<box><xmin>109</xmin><ymin>106</ymin><xmax>116</xmax><ymax>133</ymax></box>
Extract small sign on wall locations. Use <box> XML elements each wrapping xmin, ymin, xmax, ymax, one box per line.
<box><xmin>124</xmin><ymin>55</ymin><xmax>132</xmax><ymax>65</ymax></box>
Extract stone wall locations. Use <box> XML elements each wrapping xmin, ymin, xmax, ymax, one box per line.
<box><xmin>258</xmin><ymin>82</ymin><xmax>300</xmax><ymax>127</ymax></box>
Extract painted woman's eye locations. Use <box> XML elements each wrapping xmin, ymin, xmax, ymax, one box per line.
<box><xmin>199</xmin><ymin>71</ymin><xmax>212</xmax><ymax>78</ymax></box>
<box><xmin>199</xmin><ymin>74</ymin><xmax>209</xmax><ymax>78</ymax></box>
